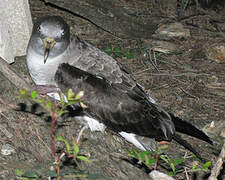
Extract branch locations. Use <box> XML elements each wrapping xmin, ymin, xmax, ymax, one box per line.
<box><xmin>208</xmin><ymin>140</ymin><xmax>225</xmax><ymax>180</ymax></box>
<box><xmin>0</xmin><ymin>57</ymin><xmax>32</xmax><ymax>91</ymax></box>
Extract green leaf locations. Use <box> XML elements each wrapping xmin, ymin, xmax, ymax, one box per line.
<box><xmin>31</xmin><ymin>90</ymin><xmax>38</xmax><ymax>99</ymax></box>
<box><xmin>173</xmin><ymin>158</ymin><xmax>184</xmax><ymax>166</ymax></box>
<box><xmin>141</xmin><ymin>150</ymin><xmax>152</xmax><ymax>156</ymax></box>
<box><xmin>67</xmin><ymin>88</ymin><xmax>76</xmax><ymax>100</ymax></box>
<box><xmin>113</xmin><ymin>46</ymin><xmax>123</xmax><ymax>58</ymax></box>
<box><xmin>158</xmin><ymin>145</ymin><xmax>168</xmax><ymax>150</ymax></box>
<box><xmin>103</xmin><ymin>45</ymin><xmax>113</xmax><ymax>55</ymax></box>
<box><xmin>202</xmin><ymin>161</ymin><xmax>212</xmax><ymax>169</ymax></box>
<box><xmin>56</xmin><ymin>135</ymin><xmax>63</xmax><ymax>141</ymax></box>
<box><xmin>176</xmin><ymin>169</ymin><xmax>184</xmax><ymax>173</ymax></box>
<box><xmin>170</xmin><ymin>163</ymin><xmax>175</xmax><ymax>173</ymax></box>
<box><xmin>192</xmin><ymin>161</ymin><xmax>198</xmax><ymax>170</ymax></box>
<box><xmin>57</xmin><ymin>109</ymin><xmax>65</xmax><ymax>117</ymax></box>
<box><xmin>139</xmin><ymin>151</ymin><xmax>151</xmax><ymax>161</ymax></box>
<box><xmin>67</xmin><ymin>100</ymin><xmax>76</xmax><ymax>105</ymax></box>
<box><xmin>137</xmin><ymin>153</ymin><xmax>143</xmax><ymax>161</ymax></box>
<box><xmin>59</xmin><ymin>93</ymin><xmax>65</xmax><ymax>106</ymax></box>
<box><xmin>168</xmin><ymin>171</ymin><xmax>175</xmax><ymax>176</ymax></box>
<box><xmin>44</xmin><ymin>170</ymin><xmax>58</xmax><ymax>177</ymax></box>
<box><xmin>77</xmin><ymin>155</ymin><xmax>92</xmax><ymax>163</ymax></box>
<box><xmin>19</xmin><ymin>89</ymin><xmax>28</xmax><ymax>97</ymax></box>
<box><xmin>64</xmin><ymin>139</ymin><xmax>71</xmax><ymax>151</ymax></box>
<box><xmin>22</xmin><ymin>171</ymin><xmax>38</xmax><ymax>178</ymax></box>
<box><xmin>146</xmin><ymin>158</ymin><xmax>156</xmax><ymax>165</ymax></box>
<box><xmin>132</xmin><ymin>149</ymin><xmax>140</xmax><ymax>154</ymax></box>
<box><xmin>56</xmin><ymin>135</ymin><xmax>72</xmax><ymax>154</ymax></box>
<box><xmin>73</xmin><ymin>141</ymin><xmax>79</xmax><ymax>157</ymax></box>
<box><xmin>75</xmin><ymin>91</ymin><xmax>84</xmax><ymax>100</ymax></box>
<box><xmin>124</xmin><ymin>50</ymin><xmax>136</xmax><ymax>59</ymax></box>
<box><xmin>36</xmin><ymin>98</ymin><xmax>45</xmax><ymax>104</ymax></box>
<box><xmin>144</xmin><ymin>154</ymin><xmax>149</xmax><ymax>164</ymax></box>
<box><xmin>160</xmin><ymin>155</ymin><xmax>169</xmax><ymax>164</ymax></box>
<box><xmin>126</xmin><ymin>151</ymin><xmax>137</xmax><ymax>158</ymax></box>
<box><xmin>113</xmin><ymin>46</ymin><xmax>121</xmax><ymax>52</ymax></box>
<box><xmin>126</xmin><ymin>149</ymin><xmax>140</xmax><ymax>158</ymax></box>
<box><xmin>15</xmin><ymin>169</ymin><xmax>24</xmax><ymax>176</ymax></box>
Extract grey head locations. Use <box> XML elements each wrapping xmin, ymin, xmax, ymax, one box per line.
<box><xmin>29</xmin><ymin>16</ymin><xmax>70</xmax><ymax>63</ymax></box>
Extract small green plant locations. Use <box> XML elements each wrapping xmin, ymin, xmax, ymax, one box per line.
<box><xmin>57</xmin><ymin>135</ymin><xmax>91</xmax><ymax>165</ymax></box>
<box><xmin>20</xmin><ymin>89</ymin><xmax>84</xmax><ymax>159</ymax></box>
<box><xmin>160</xmin><ymin>154</ymin><xmax>184</xmax><ymax>176</ymax></box>
<box><xmin>127</xmin><ymin>145</ymin><xmax>168</xmax><ymax>169</ymax></box>
<box><xmin>191</xmin><ymin>160</ymin><xmax>212</xmax><ymax>173</ymax></box>
<box><xmin>15</xmin><ymin>165</ymin><xmax>97</xmax><ymax>180</ymax></box>
<box><xmin>18</xmin><ymin>88</ymin><xmax>92</xmax><ymax>179</ymax></box>
<box><xmin>103</xmin><ymin>45</ymin><xmax>137</xmax><ymax>59</ymax></box>
<box><xmin>127</xmin><ymin>149</ymin><xmax>156</xmax><ymax>168</ymax></box>
<box><xmin>126</xmin><ymin>145</ymin><xmax>212</xmax><ymax>178</ymax></box>
<box><xmin>15</xmin><ymin>167</ymin><xmax>58</xmax><ymax>180</ymax></box>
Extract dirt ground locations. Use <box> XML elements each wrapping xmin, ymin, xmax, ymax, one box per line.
<box><xmin>0</xmin><ymin>0</ymin><xmax>224</xmax><ymax>179</ymax></box>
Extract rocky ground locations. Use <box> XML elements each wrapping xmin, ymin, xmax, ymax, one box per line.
<box><xmin>0</xmin><ymin>0</ymin><xmax>225</xmax><ymax>179</ymax></box>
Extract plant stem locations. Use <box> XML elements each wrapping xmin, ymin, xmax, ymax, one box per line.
<box><xmin>51</xmin><ymin>109</ymin><xmax>56</xmax><ymax>159</ymax></box>
<box><xmin>154</xmin><ymin>153</ymin><xmax>159</xmax><ymax>170</ymax></box>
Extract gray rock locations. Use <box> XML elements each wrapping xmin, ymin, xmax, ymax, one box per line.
<box><xmin>0</xmin><ymin>0</ymin><xmax>32</xmax><ymax>63</ymax></box>
<box><xmin>153</xmin><ymin>22</ymin><xmax>190</xmax><ymax>40</ymax></box>
<box><xmin>149</xmin><ymin>170</ymin><xmax>175</xmax><ymax>180</ymax></box>
<box><xmin>1</xmin><ymin>144</ymin><xmax>15</xmax><ymax>156</ymax></box>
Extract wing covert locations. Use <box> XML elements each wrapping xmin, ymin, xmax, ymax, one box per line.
<box><xmin>55</xmin><ymin>63</ymin><xmax>175</xmax><ymax>141</ymax></box>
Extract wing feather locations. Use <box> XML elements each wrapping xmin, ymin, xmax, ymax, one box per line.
<box><xmin>67</xmin><ymin>35</ymin><xmax>134</xmax><ymax>86</ymax></box>
<box><xmin>55</xmin><ymin>63</ymin><xmax>175</xmax><ymax>141</ymax></box>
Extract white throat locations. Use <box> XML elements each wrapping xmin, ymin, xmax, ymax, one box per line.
<box><xmin>26</xmin><ymin>46</ymin><xmax>67</xmax><ymax>86</ymax></box>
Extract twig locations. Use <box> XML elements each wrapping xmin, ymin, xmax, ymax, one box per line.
<box><xmin>147</xmin><ymin>49</ymin><xmax>160</xmax><ymax>72</ymax></box>
<box><xmin>184</xmin><ymin>167</ymin><xmax>190</xmax><ymax>180</ymax></box>
<box><xmin>35</xmin><ymin>128</ymin><xmax>52</xmax><ymax>154</ymax></box>
<box><xmin>0</xmin><ymin>111</ymin><xmax>9</xmax><ymax>121</ymax></box>
<box><xmin>0</xmin><ymin>124</ymin><xmax>13</xmax><ymax>139</ymax></box>
<box><xmin>76</xmin><ymin>125</ymin><xmax>88</xmax><ymax>143</ymax></box>
<box><xmin>51</xmin><ymin>108</ymin><xmax>57</xmax><ymax>159</ymax></box>
<box><xmin>133</xmin><ymin>68</ymin><xmax>151</xmax><ymax>75</ymax></box>
<box><xmin>135</xmin><ymin>72</ymin><xmax>209</xmax><ymax>77</ymax></box>
<box><xmin>180</xmin><ymin>87</ymin><xmax>198</xmax><ymax>99</ymax></box>
<box><xmin>208</xmin><ymin>140</ymin><xmax>225</xmax><ymax>180</ymax></box>
<box><xmin>0</xmin><ymin>97</ymin><xmax>17</xmax><ymax>109</ymax></box>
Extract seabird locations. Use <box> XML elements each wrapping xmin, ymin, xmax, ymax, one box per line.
<box><xmin>26</xmin><ymin>16</ymin><xmax>212</xmax><ymax>159</ymax></box>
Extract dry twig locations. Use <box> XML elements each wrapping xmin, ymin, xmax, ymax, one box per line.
<box><xmin>208</xmin><ymin>140</ymin><xmax>225</xmax><ymax>180</ymax></box>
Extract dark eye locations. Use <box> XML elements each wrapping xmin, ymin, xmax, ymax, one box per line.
<box><xmin>61</xmin><ymin>31</ymin><xmax>65</xmax><ymax>36</ymax></box>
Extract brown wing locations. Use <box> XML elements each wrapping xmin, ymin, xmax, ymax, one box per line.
<box><xmin>67</xmin><ymin>36</ymin><xmax>136</xmax><ymax>89</ymax></box>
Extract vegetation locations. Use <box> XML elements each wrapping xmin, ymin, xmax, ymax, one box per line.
<box><xmin>17</xmin><ymin>88</ymin><xmax>213</xmax><ymax>179</ymax></box>
<box><xmin>17</xmin><ymin>89</ymin><xmax>93</xmax><ymax>179</ymax></box>
<box><xmin>103</xmin><ymin>45</ymin><xmax>137</xmax><ymax>59</ymax></box>
<box><xmin>127</xmin><ymin>145</ymin><xmax>212</xmax><ymax>178</ymax></box>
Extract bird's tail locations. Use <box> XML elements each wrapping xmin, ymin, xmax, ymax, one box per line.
<box><xmin>169</xmin><ymin>113</ymin><xmax>213</xmax><ymax>145</ymax></box>
<box><xmin>172</xmin><ymin>133</ymin><xmax>203</xmax><ymax>160</ymax></box>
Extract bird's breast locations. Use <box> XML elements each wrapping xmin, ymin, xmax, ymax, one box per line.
<box><xmin>27</xmin><ymin>47</ymin><xmax>66</xmax><ymax>85</ymax></box>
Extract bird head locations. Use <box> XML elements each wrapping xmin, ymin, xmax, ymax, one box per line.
<box><xmin>29</xmin><ymin>16</ymin><xmax>70</xmax><ymax>64</ymax></box>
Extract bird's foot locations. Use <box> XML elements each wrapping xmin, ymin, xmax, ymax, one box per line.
<box><xmin>36</xmin><ymin>85</ymin><xmax>60</xmax><ymax>95</ymax></box>
<box><xmin>158</xmin><ymin>141</ymin><xmax>169</xmax><ymax>145</ymax></box>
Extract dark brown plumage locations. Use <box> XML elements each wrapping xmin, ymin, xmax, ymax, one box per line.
<box><xmin>55</xmin><ymin>63</ymin><xmax>212</xmax><ymax>160</ymax></box>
